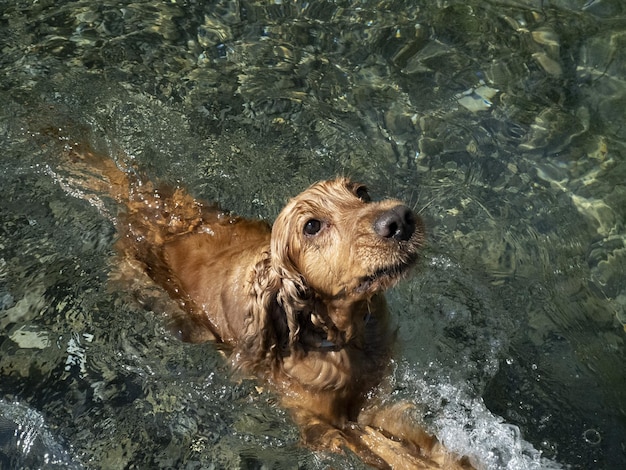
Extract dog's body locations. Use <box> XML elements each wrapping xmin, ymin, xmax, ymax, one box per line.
<box><xmin>50</xmin><ymin>138</ymin><xmax>473</xmax><ymax>469</ymax></box>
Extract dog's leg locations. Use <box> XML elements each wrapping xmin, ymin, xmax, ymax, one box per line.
<box><xmin>291</xmin><ymin>407</ymin><xmax>461</xmax><ymax>469</ymax></box>
<box><xmin>359</xmin><ymin>402</ymin><xmax>475</xmax><ymax>469</ymax></box>
<box><xmin>296</xmin><ymin>414</ymin><xmax>390</xmax><ymax>469</ymax></box>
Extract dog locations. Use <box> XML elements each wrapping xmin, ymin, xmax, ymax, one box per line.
<box><xmin>47</xmin><ymin>131</ymin><xmax>474</xmax><ymax>469</ymax></box>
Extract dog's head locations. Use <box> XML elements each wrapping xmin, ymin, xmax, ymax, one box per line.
<box><xmin>268</xmin><ymin>178</ymin><xmax>424</xmax><ymax>348</ymax></box>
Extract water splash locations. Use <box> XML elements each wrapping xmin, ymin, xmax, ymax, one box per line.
<box><xmin>0</xmin><ymin>401</ymin><xmax>81</xmax><ymax>469</ymax></box>
<box><xmin>394</xmin><ymin>361</ymin><xmax>564</xmax><ymax>470</ymax></box>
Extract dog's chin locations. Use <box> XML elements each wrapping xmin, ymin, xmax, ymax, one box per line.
<box><xmin>354</xmin><ymin>254</ymin><xmax>418</xmax><ymax>295</ymax></box>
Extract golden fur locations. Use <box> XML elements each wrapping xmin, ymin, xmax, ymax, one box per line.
<box><xmin>50</xmin><ymin>139</ymin><xmax>474</xmax><ymax>469</ymax></box>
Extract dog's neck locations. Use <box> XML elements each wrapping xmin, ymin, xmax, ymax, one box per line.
<box><xmin>298</xmin><ymin>294</ymin><xmax>386</xmax><ymax>351</ymax></box>
<box><xmin>277</xmin><ymin>292</ymin><xmax>393</xmax><ymax>405</ymax></box>
<box><xmin>317</xmin><ymin>309</ymin><xmax>373</xmax><ymax>350</ymax></box>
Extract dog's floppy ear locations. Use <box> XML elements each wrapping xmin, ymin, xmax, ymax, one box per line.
<box><xmin>236</xmin><ymin>201</ymin><xmax>313</xmax><ymax>369</ymax></box>
<box><xmin>270</xmin><ymin>200</ymin><xmax>313</xmax><ymax>353</ymax></box>
<box><xmin>237</xmin><ymin>251</ymin><xmax>284</xmax><ymax>370</ymax></box>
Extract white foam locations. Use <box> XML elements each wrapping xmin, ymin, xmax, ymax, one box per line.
<box><xmin>394</xmin><ymin>361</ymin><xmax>563</xmax><ymax>470</ymax></box>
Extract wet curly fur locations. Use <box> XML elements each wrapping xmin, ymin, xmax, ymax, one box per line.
<box><xmin>51</xmin><ymin>138</ymin><xmax>474</xmax><ymax>469</ymax></box>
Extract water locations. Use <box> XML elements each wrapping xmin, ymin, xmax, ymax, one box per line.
<box><xmin>1</xmin><ymin>0</ymin><xmax>625</xmax><ymax>468</ymax></box>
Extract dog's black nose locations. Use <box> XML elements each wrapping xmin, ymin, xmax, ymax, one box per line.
<box><xmin>374</xmin><ymin>205</ymin><xmax>416</xmax><ymax>241</ymax></box>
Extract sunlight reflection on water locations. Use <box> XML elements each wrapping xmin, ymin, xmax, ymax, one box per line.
<box><xmin>1</xmin><ymin>0</ymin><xmax>625</xmax><ymax>468</ymax></box>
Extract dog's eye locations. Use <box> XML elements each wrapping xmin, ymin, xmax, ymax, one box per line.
<box><xmin>303</xmin><ymin>219</ymin><xmax>322</xmax><ymax>236</ymax></box>
<box><xmin>355</xmin><ymin>185</ymin><xmax>371</xmax><ymax>202</ymax></box>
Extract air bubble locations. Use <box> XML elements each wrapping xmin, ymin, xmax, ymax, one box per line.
<box><xmin>583</xmin><ymin>428</ymin><xmax>601</xmax><ymax>445</ymax></box>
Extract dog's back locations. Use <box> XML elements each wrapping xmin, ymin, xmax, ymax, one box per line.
<box><xmin>50</xmin><ymin>139</ymin><xmax>271</xmax><ymax>344</ymax></box>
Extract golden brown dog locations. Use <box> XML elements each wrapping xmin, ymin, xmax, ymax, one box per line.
<box><xmin>48</xmin><ymin>135</ymin><xmax>473</xmax><ymax>469</ymax></box>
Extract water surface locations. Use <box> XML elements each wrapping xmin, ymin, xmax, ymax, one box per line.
<box><xmin>1</xmin><ymin>0</ymin><xmax>625</xmax><ymax>468</ymax></box>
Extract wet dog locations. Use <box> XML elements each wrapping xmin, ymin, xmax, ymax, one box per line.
<box><xmin>49</xmin><ymin>134</ymin><xmax>473</xmax><ymax>469</ymax></box>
